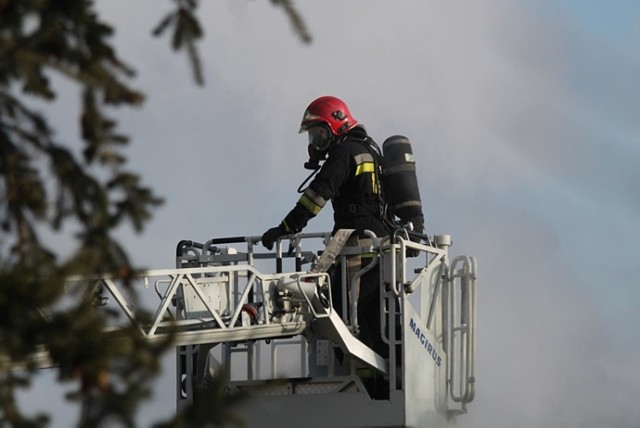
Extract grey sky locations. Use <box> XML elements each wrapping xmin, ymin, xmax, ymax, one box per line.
<box><xmin>18</xmin><ymin>1</ymin><xmax>640</xmax><ymax>427</ymax></box>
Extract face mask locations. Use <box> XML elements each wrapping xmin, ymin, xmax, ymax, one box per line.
<box><xmin>307</xmin><ymin>124</ymin><xmax>332</xmax><ymax>152</ymax></box>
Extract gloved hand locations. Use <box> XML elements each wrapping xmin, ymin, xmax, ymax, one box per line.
<box><xmin>261</xmin><ymin>225</ymin><xmax>286</xmax><ymax>250</ymax></box>
<box><xmin>406</xmin><ymin>241</ymin><xmax>420</xmax><ymax>258</ymax></box>
<box><xmin>405</xmin><ymin>216</ymin><xmax>425</xmax><ymax>258</ymax></box>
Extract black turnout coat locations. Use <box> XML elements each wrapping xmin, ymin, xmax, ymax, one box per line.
<box><xmin>280</xmin><ymin>126</ymin><xmax>387</xmax><ymax>239</ymax></box>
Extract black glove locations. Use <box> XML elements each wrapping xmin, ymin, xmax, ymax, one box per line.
<box><xmin>261</xmin><ymin>225</ymin><xmax>286</xmax><ymax>250</ymax></box>
<box><xmin>407</xmin><ymin>243</ymin><xmax>420</xmax><ymax>258</ymax></box>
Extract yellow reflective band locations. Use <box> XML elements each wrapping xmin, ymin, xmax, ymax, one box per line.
<box><xmin>335</xmin><ymin>253</ymin><xmax>376</xmax><ymax>265</ymax></box>
<box><xmin>299</xmin><ymin>194</ymin><xmax>323</xmax><ymax>215</ymax></box>
<box><xmin>355</xmin><ymin>162</ymin><xmax>375</xmax><ymax>176</ymax></box>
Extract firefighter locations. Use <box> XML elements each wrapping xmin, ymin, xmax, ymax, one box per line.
<box><xmin>261</xmin><ymin>95</ymin><xmax>389</xmax><ymax>358</ymax></box>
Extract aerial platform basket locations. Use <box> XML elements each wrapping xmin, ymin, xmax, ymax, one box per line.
<box><xmin>172</xmin><ymin>230</ymin><xmax>477</xmax><ymax>428</ymax></box>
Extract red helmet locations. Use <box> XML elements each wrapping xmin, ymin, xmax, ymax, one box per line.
<box><xmin>299</xmin><ymin>96</ymin><xmax>358</xmax><ymax>136</ymax></box>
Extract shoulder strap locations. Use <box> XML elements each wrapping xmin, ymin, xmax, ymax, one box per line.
<box><xmin>348</xmin><ymin>136</ymin><xmax>397</xmax><ymax>232</ymax></box>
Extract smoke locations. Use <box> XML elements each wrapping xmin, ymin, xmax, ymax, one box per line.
<box><xmin>456</xmin><ymin>196</ymin><xmax>640</xmax><ymax>428</ymax></box>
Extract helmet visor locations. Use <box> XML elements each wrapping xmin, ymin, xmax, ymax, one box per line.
<box><xmin>307</xmin><ymin>125</ymin><xmax>332</xmax><ymax>152</ymax></box>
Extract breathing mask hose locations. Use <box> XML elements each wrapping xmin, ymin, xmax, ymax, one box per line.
<box><xmin>297</xmin><ymin>167</ymin><xmax>319</xmax><ymax>193</ymax></box>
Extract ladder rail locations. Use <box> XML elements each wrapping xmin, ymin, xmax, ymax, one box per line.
<box><xmin>69</xmin><ymin>265</ymin><xmax>308</xmax><ymax>345</ymax></box>
<box><xmin>447</xmin><ymin>255</ymin><xmax>477</xmax><ymax>408</ymax></box>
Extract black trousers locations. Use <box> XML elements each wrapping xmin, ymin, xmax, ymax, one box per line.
<box><xmin>330</xmin><ymin>259</ymin><xmax>388</xmax><ymax>359</ymax></box>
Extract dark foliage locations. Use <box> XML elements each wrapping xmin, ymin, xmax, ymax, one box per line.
<box><xmin>0</xmin><ymin>0</ymin><xmax>309</xmax><ymax>427</ymax></box>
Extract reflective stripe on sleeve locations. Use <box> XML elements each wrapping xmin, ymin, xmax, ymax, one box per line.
<box><xmin>299</xmin><ymin>187</ymin><xmax>327</xmax><ymax>215</ymax></box>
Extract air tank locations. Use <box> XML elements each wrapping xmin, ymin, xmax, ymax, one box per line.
<box><xmin>382</xmin><ymin>135</ymin><xmax>424</xmax><ymax>230</ymax></box>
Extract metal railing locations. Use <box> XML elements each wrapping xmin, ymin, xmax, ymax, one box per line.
<box><xmin>66</xmin><ymin>264</ymin><xmax>310</xmax><ymax>348</ymax></box>
<box><xmin>447</xmin><ymin>255</ymin><xmax>477</xmax><ymax>412</ymax></box>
